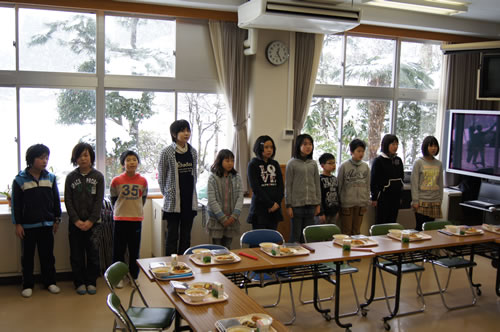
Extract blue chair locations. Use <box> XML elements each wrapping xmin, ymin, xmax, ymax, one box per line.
<box><xmin>363</xmin><ymin>223</ymin><xmax>425</xmax><ymax>326</ymax></box>
<box><xmin>104</xmin><ymin>262</ymin><xmax>176</xmax><ymax>332</ymax></box>
<box><xmin>301</xmin><ymin>224</ymin><xmax>360</xmax><ymax>318</ymax></box>
<box><xmin>421</xmin><ymin>221</ymin><xmax>477</xmax><ymax>309</ymax></box>
<box><xmin>239</xmin><ymin>229</ymin><xmax>296</xmax><ymax>325</ymax></box>
<box><xmin>183</xmin><ymin>244</ymin><xmax>227</xmax><ymax>255</ymax></box>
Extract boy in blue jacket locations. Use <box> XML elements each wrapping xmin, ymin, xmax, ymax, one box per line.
<box><xmin>11</xmin><ymin>144</ymin><xmax>62</xmax><ymax>298</ymax></box>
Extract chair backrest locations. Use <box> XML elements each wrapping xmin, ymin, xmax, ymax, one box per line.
<box><xmin>240</xmin><ymin>229</ymin><xmax>284</xmax><ymax>248</ymax></box>
<box><xmin>183</xmin><ymin>244</ymin><xmax>227</xmax><ymax>255</ymax></box>
<box><xmin>107</xmin><ymin>293</ymin><xmax>137</xmax><ymax>332</ymax></box>
<box><xmin>303</xmin><ymin>224</ymin><xmax>341</xmax><ymax>243</ymax></box>
<box><xmin>370</xmin><ymin>223</ymin><xmax>404</xmax><ymax>236</ymax></box>
<box><xmin>104</xmin><ymin>261</ymin><xmax>129</xmax><ymax>290</ymax></box>
<box><xmin>422</xmin><ymin>220</ymin><xmax>452</xmax><ymax>231</ymax></box>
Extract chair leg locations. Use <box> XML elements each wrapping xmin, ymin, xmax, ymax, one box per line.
<box><xmin>431</xmin><ymin>264</ymin><xmax>477</xmax><ymax>310</ymax></box>
<box><xmin>298</xmin><ymin>279</ymin><xmax>334</xmax><ymax>305</ymax></box>
<box><xmin>331</xmin><ymin>274</ymin><xmax>361</xmax><ymax>318</ymax></box>
<box><xmin>283</xmin><ymin>282</ymin><xmax>296</xmax><ymax>325</ymax></box>
<box><xmin>378</xmin><ymin>268</ymin><xmax>425</xmax><ymax>318</ymax></box>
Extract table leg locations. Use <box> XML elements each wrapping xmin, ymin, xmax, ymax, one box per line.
<box><xmin>382</xmin><ymin>255</ymin><xmax>402</xmax><ymax>328</ymax></box>
<box><xmin>468</xmin><ymin>249</ymin><xmax>482</xmax><ymax>296</ymax></box>
<box><xmin>360</xmin><ymin>257</ymin><xmax>377</xmax><ymax>315</ymax></box>
<box><xmin>333</xmin><ymin>261</ymin><xmax>352</xmax><ymax>331</ymax></box>
<box><xmin>312</xmin><ymin>264</ymin><xmax>331</xmax><ymax>320</ymax></box>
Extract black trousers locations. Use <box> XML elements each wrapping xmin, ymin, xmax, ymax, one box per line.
<box><xmin>414</xmin><ymin>213</ymin><xmax>435</xmax><ymax>231</ymax></box>
<box><xmin>163</xmin><ymin>212</ymin><xmax>194</xmax><ymax>256</ymax></box>
<box><xmin>112</xmin><ymin>221</ymin><xmax>142</xmax><ymax>279</ymax></box>
<box><xmin>21</xmin><ymin>226</ymin><xmax>56</xmax><ymax>289</ymax></box>
<box><xmin>69</xmin><ymin>222</ymin><xmax>100</xmax><ymax>287</ymax></box>
<box><xmin>375</xmin><ymin>193</ymin><xmax>401</xmax><ymax>224</ymax></box>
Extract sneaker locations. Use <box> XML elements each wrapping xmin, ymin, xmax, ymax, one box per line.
<box><xmin>87</xmin><ymin>285</ymin><xmax>97</xmax><ymax>295</ymax></box>
<box><xmin>76</xmin><ymin>284</ymin><xmax>87</xmax><ymax>295</ymax></box>
<box><xmin>116</xmin><ymin>279</ymin><xmax>126</xmax><ymax>289</ymax></box>
<box><xmin>21</xmin><ymin>288</ymin><xmax>33</xmax><ymax>298</ymax></box>
<box><xmin>48</xmin><ymin>284</ymin><xmax>60</xmax><ymax>294</ymax></box>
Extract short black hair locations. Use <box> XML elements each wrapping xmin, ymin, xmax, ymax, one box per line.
<box><xmin>26</xmin><ymin>144</ymin><xmax>50</xmax><ymax>168</ymax></box>
<box><xmin>120</xmin><ymin>150</ymin><xmax>140</xmax><ymax>166</ymax></box>
<box><xmin>380</xmin><ymin>134</ymin><xmax>399</xmax><ymax>154</ymax></box>
<box><xmin>253</xmin><ymin>135</ymin><xmax>276</xmax><ymax>159</ymax></box>
<box><xmin>211</xmin><ymin>149</ymin><xmax>237</xmax><ymax>177</ymax></box>
<box><xmin>71</xmin><ymin>142</ymin><xmax>95</xmax><ymax>167</ymax></box>
<box><xmin>170</xmin><ymin>119</ymin><xmax>191</xmax><ymax>142</ymax></box>
<box><xmin>293</xmin><ymin>134</ymin><xmax>314</xmax><ymax>159</ymax></box>
<box><xmin>349</xmin><ymin>139</ymin><xmax>366</xmax><ymax>153</ymax></box>
<box><xmin>421</xmin><ymin>135</ymin><xmax>440</xmax><ymax>156</ymax></box>
<box><xmin>319</xmin><ymin>153</ymin><xmax>335</xmax><ymax>165</ymax></box>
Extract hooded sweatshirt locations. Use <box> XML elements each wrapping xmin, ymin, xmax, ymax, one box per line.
<box><xmin>338</xmin><ymin>159</ymin><xmax>370</xmax><ymax>208</ymax></box>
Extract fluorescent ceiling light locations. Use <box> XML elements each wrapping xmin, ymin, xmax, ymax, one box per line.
<box><xmin>362</xmin><ymin>0</ymin><xmax>469</xmax><ymax>15</ymax></box>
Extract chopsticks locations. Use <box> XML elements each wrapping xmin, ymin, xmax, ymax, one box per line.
<box><xmin>239</xmin><ymin>252</ymin><xmax>258</xmax><ymax>260</ymax></box>
<box><xmin>300</xmin><ymin>243</ymin><xmax>315</xmax><ymax>253</ymax></box>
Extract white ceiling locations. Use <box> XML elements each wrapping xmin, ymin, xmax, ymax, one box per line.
<box><xmin>117</xmin><ymin>0</ymin><xmax>500</xmax><ymax>37</ymax></box>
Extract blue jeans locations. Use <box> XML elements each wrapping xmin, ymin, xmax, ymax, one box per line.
<box><xmin>290</xmin><ymin>206</ymin><xmax>316</xmax><ymax>243</ymax></box>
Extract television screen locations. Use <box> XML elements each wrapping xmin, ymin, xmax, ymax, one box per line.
<box><xmin>447</xmin><ymin>110</ymin><xmax>500</xmax><ymax>180</ymax></box>
<box><xmin>477</xmin><ymin>52</ymin><xmax>500</xmax><ymax>100</ymax></box>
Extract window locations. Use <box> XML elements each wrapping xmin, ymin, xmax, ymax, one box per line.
<box><xmin>0</xmin><ymin>5</ymin><xmax>227</xmax><ymax>199</ymax></box>
<box><xmin>105</xmin><ymin>90</ymin><xmax>175</xmax><ymax>189</ymax></box>
<box><xmin>19</xmin><ymin>8</ymin><xmax>96</xmax><ymax>73</ymax></box>
<box><xmin>0</xmin><ymin>88</ymin><xmax>16</xmax><ymax>194</ymax></box>
<box><xmin>20</xmin><ymin>88</ymin><xmax>96</xmax><ymax>188</ymax></box>
<box><xmin>105</xmin><ymin>16</ymin><xmax>175</xmax><ymax>76</ymax></box>
<box><xmin>306</xmin><ymin>35</ymin><xmax>441</xmax><ymax>167</ymax></box>
<box><xmin>0</xmin><ymin>7</ymin><xmax>14</xmax><ymax>71</ymax></box>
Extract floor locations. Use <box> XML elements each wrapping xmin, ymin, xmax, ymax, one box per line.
<box><xmin>0</xmin><ymin>256</ymin><xmax>499</xmax><ymax>332</ymax></box>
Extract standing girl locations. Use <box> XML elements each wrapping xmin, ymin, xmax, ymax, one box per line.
<box><xmin>206</xmin><ymin>149</ymin><xmax>243</xmax><ymax>249</ymax></box>
<box><xmin>65</xmin><ymin>142</ymin><xmax>105</xmax><ymax>295</ymax></box>
<box><xmin>285</xmin><ymin>134</ymin><xmax>321</xmax><ymax>243</ymax></box>
<box><xmin>110</xmin><ymin>150</ymin><xmax>148</xmax><ymax>287</ymax></box>
<box><xmin>158</xmin><ymin>120</ymin><xmax>198</xmax><ymax>255</ymax></box>
<box><xmin>247</xmin><ymin>135</ymin><xmax>284</xmax><ymax>230</ymax></box>
<box><xmin>411</xmin><ymin>136</ymin><xmax>443</xmax><ymax>231</ymax></box>
<box><xmin>370</xmin><ymin>134</ymin><xmax>404</xmax><ymax>224</ymax></box>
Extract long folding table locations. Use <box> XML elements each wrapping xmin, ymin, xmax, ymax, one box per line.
<box><xmin>360</xmin><ymin>229</ymin><xmax>500</xmax><ymax>330</ymax></box>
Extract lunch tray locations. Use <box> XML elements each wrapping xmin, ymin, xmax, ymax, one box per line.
<box><xmin>189</xmin><ymin>252</ymin><xmax>241</xmax><ymax>266</ymax></box>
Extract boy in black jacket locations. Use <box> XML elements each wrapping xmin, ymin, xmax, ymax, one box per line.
<box><xmin>12</xmin><ymin>144</ymin><xmax>62</xmax><ymax>298</ymax></box>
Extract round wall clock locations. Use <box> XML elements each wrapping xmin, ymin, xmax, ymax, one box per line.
<box><xmin>265</xmin><ymin>40</ymin><xmax>289</xmax><ymax>66</ymax></box>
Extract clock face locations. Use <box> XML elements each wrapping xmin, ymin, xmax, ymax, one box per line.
<box><xmin>266</xmin><ymin>41</ymin><xmax>289</xmax><ymax>66</ymax></box>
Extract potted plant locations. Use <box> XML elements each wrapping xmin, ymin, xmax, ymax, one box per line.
<box><xmin>1</xmin><ymin>185</ymin><xmax>12</xmax><ymax>207</ymax></box>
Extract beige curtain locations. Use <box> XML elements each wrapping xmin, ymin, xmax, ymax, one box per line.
<box><xmin>293</xmin><ymin>33</ymin><xmax>325</xmax><ymax>136</ymax></box>
<box><xmin>208</xmin><ymin>20</ymin><xmax>250</xmax><ymax>192</ymax></box>
<box><xmin>445</xmin><ymin>51</ymin><xmax>499</xmax><ymax>110</ymax></box>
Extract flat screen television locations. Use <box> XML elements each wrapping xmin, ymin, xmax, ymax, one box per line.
<box><xmin>477</xmin><ymin>52</ymin><xmax>500</xmax><ymax>100</ymax></box>
<box><xmin>446</xmin><ymin>110</ymin><xmax>500</xmax><ymax>181</ymax></box>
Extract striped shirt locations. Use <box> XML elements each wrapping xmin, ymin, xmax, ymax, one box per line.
<box><xmin>110</xmin><ymin>173</ymin><xmax>148</xmax><ymax>221</ymax></box>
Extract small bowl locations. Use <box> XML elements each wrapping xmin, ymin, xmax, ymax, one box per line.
<box><xmin>332</xmin><ymin>234</ymin><xmax>349</xmax><ymax>240</ymax></box>
<box><xmin>259</xmin><ymin>242</ymin><xmax>275</xmax><ymax>251</ymax></box>
<box><xmin>445</xmin><ymin>225</ymin><xmax>460</xmax><ymax>234</ymax></box>
<box><xmin>388</xmin><ymin>229</ymin><xmax>402</xmax><ymax>236</ymax></box>
<box><xmin>192</xmin><ymin>248</ymin><xmax>211</xmax><ymax>260</ymax></box>
<box><xmin>185</xmin><ymin>288</ymin><xmax>209</xmax><ymax>302</ymax></box>
<box><xmin>151</xmin><ymin>267</ymin><xmax>170</xmax><ymax>278</ymax></box>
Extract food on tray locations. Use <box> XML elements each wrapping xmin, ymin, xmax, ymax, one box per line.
<box><xmin>351</xmin><ymin>239</ymin><xmax>365</xmax><ymax>246</ymax></box>
<box><xmin>409</xmin><ymin>233</ymin><xmax>422</xmax><ymax>239</ymax></box>
<box><xmin>171</xmin><ymin>264</ymin><xmax>191</xmax><ymax>274</ymax></box>
<box><xmin>185</xmin><ymin>288</ymin><xmax>209</xmax><ymax>302</ymax></box>
<box><xmin>445</xmin><ymin>225</ymin><xmax>460</xmax><ymax>233</ymax></box>
<box><xmin>240</xmin><ymin>314</ymin><xmax>273</xmax><ymax>328</ymax></box>
<box><xmin>214</xmin><ymin>254</ymin><xmax>234</xmax><ymax>262</ymax></box>
<box><xmin>189</xmin><ymin>282</ymin><xmax>212</xmax><ymax>290</ymax></box>
<box><xmin>465</xmin><ymin>227</ymin><xmax>480</xmax><ymax>234</ymax></box>
<box><xmin>278</xmin><ymin>247</ymin><xmax>296</xmax><ymax>254</ymax></box>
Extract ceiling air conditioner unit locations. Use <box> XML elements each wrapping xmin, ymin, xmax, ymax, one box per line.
<box><xmin>238</xmin><ymin>0</ymin><xmax>361</xmax><ymax>34</ymax></box>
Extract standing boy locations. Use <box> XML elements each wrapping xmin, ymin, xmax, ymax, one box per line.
<box><xmin>337</xmin><ymin>139</ymin><xmax>370</xmax><ymax>235</ymax></box>
<box><xmin>11</xmin><ymin>144</ymin><xmax>62</xmax><ymax>297</ymax></box>
<box><xmin>317</xmin><ymin>153</ymin><xmax>339</xmax><ymax>224</ymax></box>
